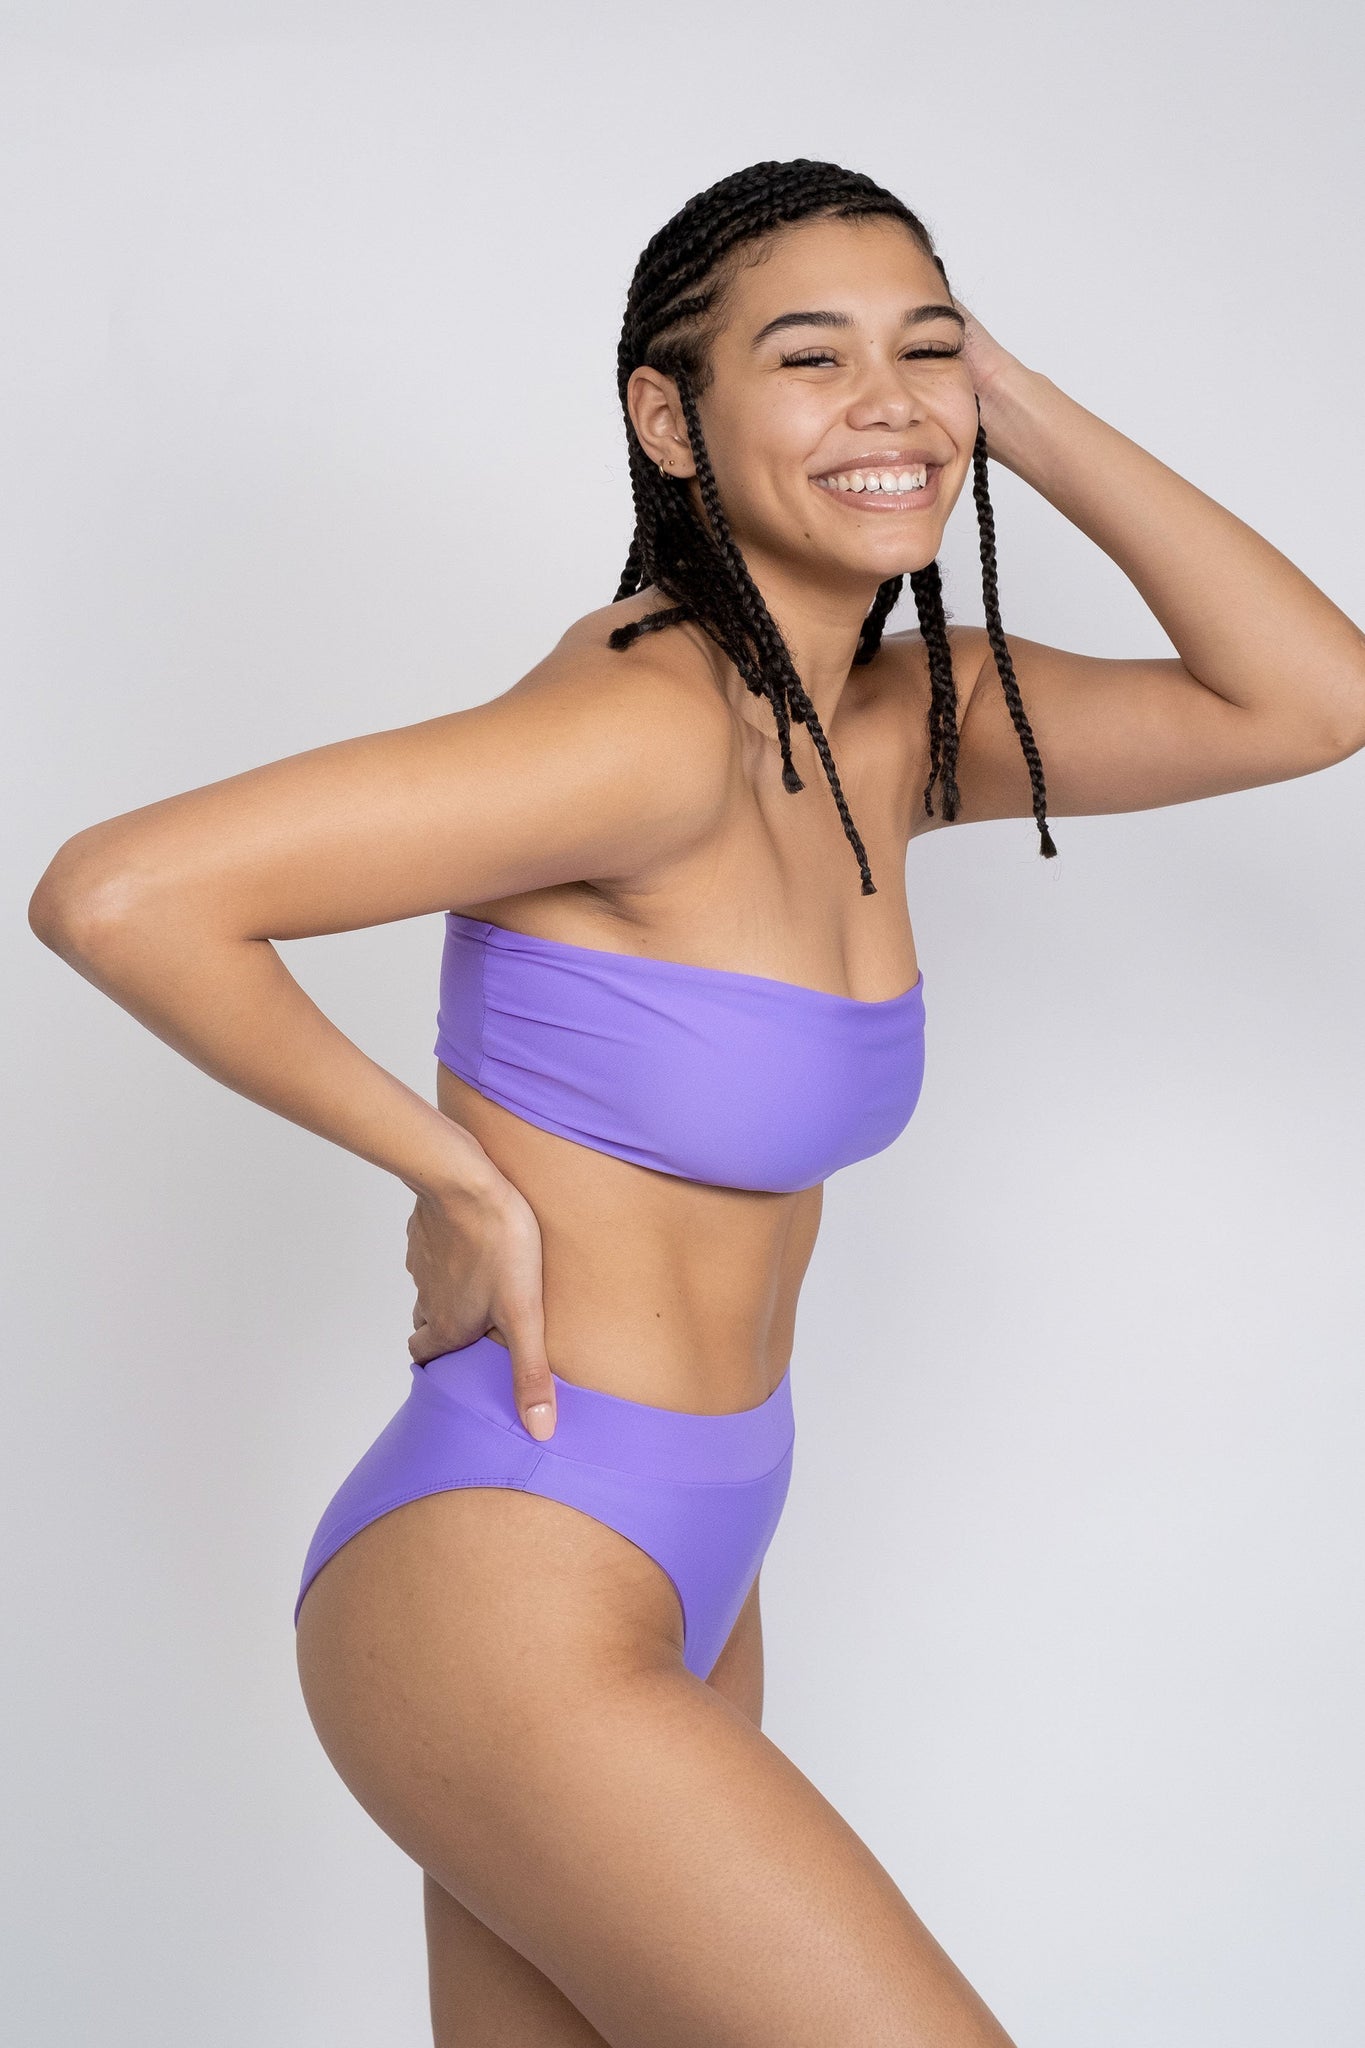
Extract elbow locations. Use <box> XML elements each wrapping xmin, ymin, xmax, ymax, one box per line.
<box><xmin>28</xmin><ymin>833</ymin><xmax>152</xmax><ymax>962</ymax></box>
<box><xmin>1335</xmin><ymin>715</ymin><xmax>1365</xmax><ymax>763</ymax></box>
<box><xmin>1317</xmin><ymin>718</ymin><xmax>1365</xmax><ymax>771</ymax></box>
<box><xmin>1288</xmin><ymin>698</ymin><xmax>1365</xmax><ymax>776</ymax></box>
<box><xmin>1318</xmin><ymin>659</ymin><xmax>1365</xmax><ymax>765</ymax></box>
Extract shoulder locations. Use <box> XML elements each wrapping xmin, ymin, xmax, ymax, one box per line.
<box><xmin>875</xmin><ymin>623</ymin><xmax>992</xmax><ymax>837</ymax></box>
<box><xmin>880</xmin><ymin>622</ymin><xmax>992</xmax><ymax>718</ymax></box>
<box><xmin>520</xmin><ymin>593</ymin><xmax>737</xmax><ymax>774</ymax></box>
<box><xmin>551</xmin><ymin>593</ymin><xmax>732</xmax><ymax>714</ymax></box>
<box><xmin>469</xmin><ymin>595</ymin><xmax>736</xmax><ymax>878</ymax></box>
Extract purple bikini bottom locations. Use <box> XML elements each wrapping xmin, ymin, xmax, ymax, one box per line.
<box><xmin>293</xmin><ymin>1334</ymin><xmax>796</xmax><ymax>1681</ymax></box>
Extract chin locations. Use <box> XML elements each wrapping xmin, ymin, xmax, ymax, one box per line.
<box><xmin>847</xmin><ymin>542</ymin><xmax>940</xmax><ymax>582</ymax></box>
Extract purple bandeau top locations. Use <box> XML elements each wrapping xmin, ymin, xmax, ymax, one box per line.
<box><xmin>433</xmin><ymin>911</ymin><xmax>927</xmax><ymax>1194</ymax></box>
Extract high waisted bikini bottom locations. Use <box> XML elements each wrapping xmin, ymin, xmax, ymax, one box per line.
<box><xmin>293</xmin><ymin>1334</ymin><xmax>797</xmax><ymax>1681</ymax></box>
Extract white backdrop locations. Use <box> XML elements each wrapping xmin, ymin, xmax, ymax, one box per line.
<box><xmin>5</xmin><ymin>4</ymin><xmax>1363</xmax><ymax>2043</ymax></box>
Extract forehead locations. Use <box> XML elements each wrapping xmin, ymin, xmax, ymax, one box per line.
<box><xmin>725</xmin><ymin>214</ymin><xmax>939</xmax><ymax>320</ymax></box>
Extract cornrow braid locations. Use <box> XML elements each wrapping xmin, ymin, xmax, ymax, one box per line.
<box><xmin>609</xmin><ymin>157</ymin><xmax>1057</xmax><ymax>890</ymax></box>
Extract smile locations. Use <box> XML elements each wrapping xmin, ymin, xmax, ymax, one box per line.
<box><xmin>811</xmin><ymin>464</ymin><xmax>942</xmax><ymax>511</ymax></box>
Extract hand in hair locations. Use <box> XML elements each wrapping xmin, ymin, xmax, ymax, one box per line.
<box><xmin>950</xmin><ymin>296</ymin><xmax>1027</xmax><ymax>404</ymax></box>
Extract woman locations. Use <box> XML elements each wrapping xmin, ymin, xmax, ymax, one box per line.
<box><xmin>29</xmin><ymin>158</ymin><xmax>1364</xmax><ymax>2046</ymax></box>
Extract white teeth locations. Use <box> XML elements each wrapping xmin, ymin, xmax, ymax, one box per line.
<box><xmin>816</xmin><ymin>464</ymin><xmax>929</xmax><ymax>495</ymax></box>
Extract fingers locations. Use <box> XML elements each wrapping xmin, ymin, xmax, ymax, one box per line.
<box><xmin>408</xmin><ymin>1317</ymin><xmax>450</xmax><ymax>1366</ymax></box>
<box><xmin>407</xmin><ymin>1308</ymin><xmax>555</xmax><ymax>1437</ymax></box>
<box><xmin>401</xmin><ymin>1178</ymin><xmax>553</xmax><ymax>1426</ymax></box>
<box><xmin>502</xmin><ymin>1301</ymin><xmax>556</xmax><ymax>1441</ymax></box>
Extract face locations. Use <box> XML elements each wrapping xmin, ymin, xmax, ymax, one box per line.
<box><xmin>630</xmin><ymin>214</ymin><xmax>979</xmax><ymax>592</ymax></box>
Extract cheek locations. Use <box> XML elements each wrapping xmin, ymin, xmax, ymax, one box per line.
<box><xmin>706</xmin><ymin>417</ymin><xmax>809</xmax><ymax>517</ymax></box>
<box><xmin>949</xmin><ymin>375</ymin><xmax>982</xmax><ymax>447</ymax></box>
<box><xmin>730</xmin><ymin>382</ymin><xmax>829</xmax><ymax>462</ymax></box>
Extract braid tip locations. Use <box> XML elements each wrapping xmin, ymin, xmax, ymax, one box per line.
<box><xmin>781</xmin><ymin>765</ymin><xmax>805</xmax><ymax>793</ymax></box>
<box><xmin>1038</xmin><ymin>820</ymin><xmax>1058</xmax><ymax>858</ymax></box>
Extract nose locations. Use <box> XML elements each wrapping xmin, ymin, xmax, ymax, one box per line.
<box><xmin>845</xmin><ymin>354</ymin><xmax>925</xmax><ymax>434</ymax></box>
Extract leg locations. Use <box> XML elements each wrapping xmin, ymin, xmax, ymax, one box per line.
<box><xmin>419</xmin><ymin>1575</ymin><xmax>766</xmax><ymax>2046</ymax></box>
<box><xmin>422</xmin><ymin>1873</ymin><xmax>610</xmax><ymax>2047</ymax></box>
<box><xmin>296</xmin><ymin>1488</ymin><xmax>1019</xmax><ymax>2048</ymax></box>
<box><xmin>702</xmin><ymin>1565</ymin><xmax>765</xmax><ymax>1725</ymax></box>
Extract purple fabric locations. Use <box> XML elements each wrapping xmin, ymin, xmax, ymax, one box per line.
<box><xmin>293</xmin><ymin>1336</ymin><xmax>796</xmax><ymax>1681</ymax></box>
<box><xmin>433</xmin><ymin>912</ymin><xmax>926</xmax><ymax>1194</ymax></box>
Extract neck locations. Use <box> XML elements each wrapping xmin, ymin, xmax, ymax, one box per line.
<box><xmin>725</xmin><ymin>546</ymin><xmax>890</xmax><ymax>734</ymax></box>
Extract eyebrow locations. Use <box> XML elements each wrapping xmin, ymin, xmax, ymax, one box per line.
<box><xmin>749</xmin><ymin>302</ymin><xmax>966</xmax><ymax>349</ymax></box>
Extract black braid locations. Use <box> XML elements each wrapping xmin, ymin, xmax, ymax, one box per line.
<box><xmin>609</xmin><ymin>158</ymin><xmax>1058</xmax><ymax>887</ymax></box>
<box><xmin>970</xmin><ymin>397</ymin><xmax>1056</xmax><ymax>855</ymax></box>
<box><xmin>910</xmin><ymin>556</ymin><xmax>962</xmax><ymax>827</ymax></box>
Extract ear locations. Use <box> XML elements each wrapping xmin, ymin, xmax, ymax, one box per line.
<box><xmin>625</xmin><ymin>366</ymin><xmax>695</xmax><ymax>477</ymax></box>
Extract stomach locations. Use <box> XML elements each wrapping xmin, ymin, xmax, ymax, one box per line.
<box><xmin>435</xmin><ymin>1062</ymin><xmax>823</xmax><ymax>1414</ymax></box>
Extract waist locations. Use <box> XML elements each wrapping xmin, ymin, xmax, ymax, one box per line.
<box><xmin>437</xmin><ymin>1067</ymin><xmax>821</xmax><ymax>1409</ymax></box>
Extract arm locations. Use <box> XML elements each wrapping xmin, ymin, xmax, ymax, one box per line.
<box><xmin>27</xmin><ymin>641</ymin><xmax>729</xmax><ymax>1429</ymax></box>
<box><xmin>918</xmin><ymin>317</ymin><xmax>1365</xmax><ymax>831</ymax></box>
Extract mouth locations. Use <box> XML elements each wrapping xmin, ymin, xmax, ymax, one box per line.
<box><xmin>810</xmin><ymin>462</ymin><xmax>943</xmax><ymax>512</ymax></box>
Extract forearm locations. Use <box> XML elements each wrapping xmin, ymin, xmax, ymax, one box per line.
<box><xmin>983</xmin><ymin>364</ymin><xmax>1365</xmax><ymax>745</ymax></box>
<box><xmin>39</xmin><ymin>898</ymin><xmax>498</xmax><ymax>1207</ymax></box>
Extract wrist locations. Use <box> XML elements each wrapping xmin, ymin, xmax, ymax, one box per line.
<box><xmin>403</xmin><ymin>1124</ymin><xmax>506</xmax><ymax>1211</ymax></box>
<box><xmin>976</xmin><ymin>361</ymin><xmax>1055</xmax><ymax>476</ymax></box>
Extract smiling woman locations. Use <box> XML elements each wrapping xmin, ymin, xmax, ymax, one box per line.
<box><xmin>607</xmin><ymin>163</ymin><xmax>1058</xmax><ymax>891</ymax></box>
<box><xmin>28</xmin><ymin>149</ymin><xmax>1364</xmax><ymax>2048</ymax></box>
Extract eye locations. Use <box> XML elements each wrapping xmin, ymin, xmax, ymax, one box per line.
<box><xmin>778</xmin><ymin>345</ymin><xmax>964</xmax><ymax>368</ymax></box>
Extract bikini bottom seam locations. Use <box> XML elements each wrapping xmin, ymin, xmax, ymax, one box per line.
<box><xmin>308</xmin><ymin>1465</ymin><xmax>549</xmax><ymax>1561</ymax></box>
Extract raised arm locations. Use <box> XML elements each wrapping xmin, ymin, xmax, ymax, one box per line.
<box><xmin>914</xmin><ymin>325</ymin><xmax>1365</xmax><ymax>835</ymax></box>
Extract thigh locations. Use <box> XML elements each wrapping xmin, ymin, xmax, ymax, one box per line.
<box><xmin>418</xmin><ymin>1576</ymin><xmax>765</xmax><ymax>2048</ymax></box>
<box><xmin>422</xmin><ymin>1870</ymin><xmax>609</xmax><ymax>2048</ymax></box>
<box><xmin>295</xmin><ymin>1487</ymin><xmax>1017</xmax><ymax>2048</ymax></box>
<box><xmin>700</xmin><ymin>1559</ymin><xmax>765</xmax><ymax>1720</ymax></box>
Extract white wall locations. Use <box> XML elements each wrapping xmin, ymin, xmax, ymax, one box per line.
<box><xmin>5</xmin><ymin>3</ymin><xmax>1363</xmax><ymax>2042</ymax></box>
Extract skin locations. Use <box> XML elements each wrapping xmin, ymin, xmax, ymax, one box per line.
<box><xmin>28</xmin><ymin>212</ymin><xmax>1365</xmax><ymax>2044</ymax></box>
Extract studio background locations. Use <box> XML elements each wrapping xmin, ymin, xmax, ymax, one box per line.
<box><xmin>4</xmin><ymin>3</ymin><xmax>1363</xmax><ymax>2043</ymax></box>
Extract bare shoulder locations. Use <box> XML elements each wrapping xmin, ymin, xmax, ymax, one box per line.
<box><xmin>551</xmin><ymin>593</ymin><xmax>730</xmax><ymax>710</ymax></box>
<box><xmin>501</xmin><ymin>593</ymin><xmax>729</xmax><ymax>750</ymax></box>
<box><xmin>445</xmin><ymin>594</ymin><xmax>737</xmax><ymax>879</ymax></box>
<box><xmin>878</xmin><ymin>622</ymin><xmax>992</xmax><ymax>834</ymax></box>
<box><xmin>43</xmin><ymin>594</ymin><xmax>738</xmax><ymax>947</ymax></box>
<box><xmin>881</xmin><ymin>621</ymin><xmax>992</xmax><ymax>717</ymax></box>
<box><xmin>499</xmin><ymin>590</ymin><xmax>734</xmax><ymax>802</ymax></box>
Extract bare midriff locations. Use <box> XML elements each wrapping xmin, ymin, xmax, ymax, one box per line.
<box><xmin>437</xmin><ymin>1059</ymin><xmax>825</xmax><ymax>1414</ymax></box>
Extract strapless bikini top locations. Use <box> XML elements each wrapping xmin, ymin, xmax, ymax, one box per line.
<box><xmin>433</xmin><ymin>911</ymin><xmax>926</xmax><ymax>1194</ymax></box>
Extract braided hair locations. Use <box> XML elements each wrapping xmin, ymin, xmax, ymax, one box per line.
<box><xmin>608</xmin><ymin>158</ymin><xmax>1057</xmax><ymax>894</ymax></box>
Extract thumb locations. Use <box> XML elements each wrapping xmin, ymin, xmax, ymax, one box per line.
<box><xmin>504</xmin><ymin>1308</ymin><xmax>556</xmax><ymax>1441</ymax></box>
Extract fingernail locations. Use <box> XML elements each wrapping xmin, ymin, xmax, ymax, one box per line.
<box><xmin>525</xmin><ymin>1403</ymin><xmax>555</xmax><ymax>1441</ymax></box>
